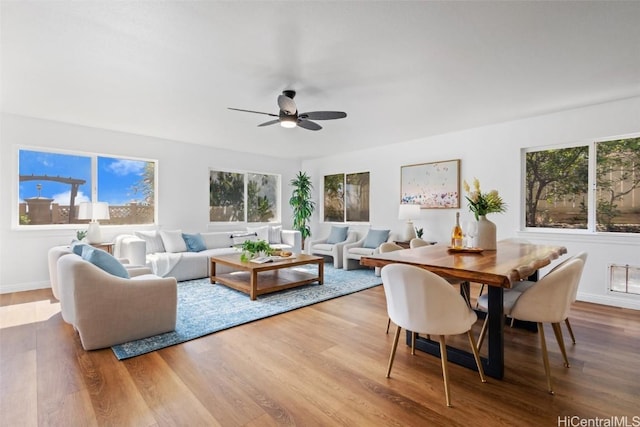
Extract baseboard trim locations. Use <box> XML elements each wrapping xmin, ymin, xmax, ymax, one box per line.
<box><xmin>577</xmin><ymin>291</ymin><xmax>640</xmax><ymax>311</ymax></box>
<box><xmin>0</xmin><ymin>281</ymin><xmax>51</xmax><ymax>295</ymax></box>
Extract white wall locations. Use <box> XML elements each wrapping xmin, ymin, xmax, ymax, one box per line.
<box><xmin>0</xmin><ymin>114</ymin><xmax>301</xmax><ymax>293</ymax></box>
<box><xmin>301</xmin><ymin>96</ymin><xmax>640</xmax><ymax>310</ymax></box>
<box><xmin>3</xmin><ymin>98</ymin><xmax>640</xmax><ymax>309</ymax></box>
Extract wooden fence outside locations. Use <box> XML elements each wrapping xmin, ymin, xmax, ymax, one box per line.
<box><xmin>19</xmin><ymin>202</ymin><xmax>154</xmax><ymax>225</ymax></box>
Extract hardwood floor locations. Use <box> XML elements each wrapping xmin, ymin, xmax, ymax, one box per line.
<box><xmin>2</xmin><ymin>284</ymin><xmax>639</xmax><ymax>426</ymax></box>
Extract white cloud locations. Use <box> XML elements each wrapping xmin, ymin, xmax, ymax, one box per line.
<box><xmin>51</xmin><ymin>190</ymin><xmax>90</xmax><ymax>205</ymax></box>
<box><xmin>107</xmin><ymin>159</ymin><xmax>145</xmax><ymax>176</ymax></box>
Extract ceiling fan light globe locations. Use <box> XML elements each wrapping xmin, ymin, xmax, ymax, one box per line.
<box><xmin>280</xmin><ymin>117</ymin><xmax>297</xmax><ymax>128</ymax></box>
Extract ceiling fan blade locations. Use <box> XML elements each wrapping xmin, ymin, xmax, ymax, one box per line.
<box><xmin>299</xmin><ymin>111</ymin><xmax>347</xmax><ymax>120</ymax></box>
<box><xmin>297</xmin><ymin>119</ymin><xmax>322</xmax><ymax>131</ymax></box>
<box><xmin>228</xmin><ymin>107</ymin><xmax>278</xmax><ymax>117</ymax></box>
<box><xmin>258</xmin><ymin>119</ymin><xmax>280</xmax><ymax>127</ymax></box>
<box><xmin>277</xmin><ymin>94</ymin><xmax>297</xmax><ymax>115</ymax></box>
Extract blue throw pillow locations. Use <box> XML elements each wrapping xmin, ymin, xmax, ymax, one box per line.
<box><xmin>326</xmin><ymin>226</ymin><xmax>349</xmax><ymax>244</ymax></box>
<box><xmin>183</xmin><ymin>233</ymin><xmax>206</xmax><ymax>252</ymax></box>
<box><xmin>70</xmin><ymin>241</ymin><xmax>90</xmax><ymax>256</ymax></box>
<box><xmin>363</xmin><ymin>229</ymin><xmax>390</xmax><ymax>249</ymax></box>
<box><xmin>81</xmin><ymin>246</ymin><xmax>129</xmax><ymax>279</ymax></box>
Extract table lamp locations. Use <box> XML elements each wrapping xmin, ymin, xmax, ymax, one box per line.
<box><xmin>398</xmin><ymin>204</ymin><xmax>420</xmax><ymax>241</ymax></box>
<box><xmin>78</xmin><ymin>202</ymin><xmax>110</xmax><ymax>244</ymax></box>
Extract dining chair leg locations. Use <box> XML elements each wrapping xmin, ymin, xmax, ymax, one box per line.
<box><xmin>411</xmin><ymin>331</ymin><xmax>416</xmax><ymax>355</ymax></box>
<box><xmin>467</xmin><ymin>330</ymin><xmax>487</xmax><ymax>383</ymax></box>
<box><xmin>386</xmin><ymin>318</ymin><xmax>391</xmax><ymax>334</ymax></box>
<box><xmin>438</xmin><ymin>335</ymin><xmax>452</xmax><ymax>407</ymax></box>
<box><xmin>538</xmin><ymin>322</ymin><xmax>554</xmax><ymax>395</ymax></box>
<box><xmin>475</xmin><ymin>284</ymin><xmax>486</xmax><ymax>308</ymax></box>
<box><xmin>386</xmin><ymin>325</ymin><xmax>402</xmax><ymax>378</ymax></box>
<box><xmin>460</xmin><ymin>282</ymin><xmax>472</xmax><ymax>308</ymax></box>
<box><xmin>477</xmin><ymin>315</ymin><xmax>488</xmax><ymax>351</ymax></box>
<box><xmin>551</xmin><ymin>322</ymin><xmax>570</xmax><ymax>368</ymax></box>
<box><xmin>564</xmin><ymin>318</ymin><xmax>576</xmax><ymax>344</ymax></box>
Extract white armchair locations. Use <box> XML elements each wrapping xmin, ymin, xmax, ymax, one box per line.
<box><xmin>48</xmin><ymin>244</ymin><xmax>151</xmax><ymax>305</ymax></box>
<box><xmin>343</xmin><ymin>229</ymin><xmax>393</xmax><ymax>271</ymax></box>
<box><xmin>307</xmin><ymin>227</ymin><xmax>358</xmax><ymax>269</ymax></box>
<box><xmin>57</xmin><ymin>254</ymin><xmax>177</xmax><ymax>350</ymax></box>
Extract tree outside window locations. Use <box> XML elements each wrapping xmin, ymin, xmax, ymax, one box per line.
<box><xmin>596</xmin><ymin>137</ymin><xmax>640</xmax><ymax>232</ymax></box>
<box><xmin>346</xmin><ymin>172</ymin><xmax>370</xmax><ymax>222</ymax></box>
<box><xmin>209</xmin><ymin>170</ymin><xmax>279</xmax><ymax>223</ymax></box>
<box><xmin>248</xmin><ymin>173</ymin><xmax>277</xmax><ymax>222</ymax></box>
<box><xmin>324</xmin><ymin>172</ymin><xmax>370</xmax><ymax>223</ymax></box>
<box><xmin>525</xmin><ymin>136</ymin><xmax>640</xmax><ymax>233</ymax></box>
<box><xmin>324</xmin><ymin>174</ymin><xmax>344</xmax><ymax>222</ymax></box>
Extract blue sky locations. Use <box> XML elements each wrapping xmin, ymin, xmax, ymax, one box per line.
<box><xmin>19</xmin><ymin>150</ymin><xmax>147</xmax><ymax>205</ymax></box>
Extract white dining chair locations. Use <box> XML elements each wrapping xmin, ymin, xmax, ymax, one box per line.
<box><xmin>477</xmin><ymin>258</ymin><xmax>584</xmax><ymax>394</ymax></box>
<box><xmin>511</xmin><ymin>251</ymin><xmax>588</xmax><ymax>344</ymax></box>
<box><xmin>477</xmin><ymin>252</ymin><xmax>588</xmax><ymax>348</ymax></box>
<box><xmin>381</xmin><ymin>264</ymin><xmax>486</xmax><ymax>407</ymax></box>
<box><xmin>378</xmin><ymin>242</ymin><xmax>405</xmax><ymax>334</ymax></box>
<box><xmin>409</xmin><ymin>237</ymin><xmax>472</xmax><ymax>305</ymax></box>
<box><xmin>409</xmin><ymin>238</ymin><xmax>430</xmax><ymax>248</ymax></box>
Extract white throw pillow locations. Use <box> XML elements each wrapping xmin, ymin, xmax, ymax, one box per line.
<box><xmin>134</xmin><ymin>230</ymin><xmax>166</xmax><ymax>254</ymax></box>
<box><xmin>160</xmin><ymin>230</ymin><xmax>188</xmax><ymax>253</ymax></box>
<box><xmin>246</xmin><ymin>226</ymin><xmax>270</xmax><ymax>242</ymax></box>
<box><xmin>268</xmin><ymin>225</ymin><xmax>282</xmax><ymax>244</ymax></box>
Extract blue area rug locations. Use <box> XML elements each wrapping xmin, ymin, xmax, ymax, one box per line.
<box><xmin>112</xmin><ymin>265</ymin><xmax>381</xmax><ymax>359</ymax></box>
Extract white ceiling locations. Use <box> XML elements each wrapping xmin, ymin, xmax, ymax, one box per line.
<box><xmin>2</xmin><ymin>1</ymin><xmax>640</xmax><ymax>160</ymax></box>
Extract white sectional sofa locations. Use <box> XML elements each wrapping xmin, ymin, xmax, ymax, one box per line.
<box><xmin>114</xmin><ymin>226</ymin><xmax>301</xmax><ymax>282</ymax></box>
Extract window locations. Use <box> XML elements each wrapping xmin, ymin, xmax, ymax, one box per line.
<box><xmin>248</xmin><ymin>173</ymin><xmax>278</xmax><ymax>222</ymax></box>
<box><xmin>209</xmin><ymin>170</ymin><xmax>279</xmax><ymax>223</ymax></box>
<box><xmin>324</xmin><ymin>174</ymin><xmax>344</xmax><ymax>222</ymax></box>
<box><xmin>323</xmin><ymin>172</ymin><xmax>370</xmax><ymax>222</ymax></box>
<box><xmin>346</xmin><ymin>172</ymin><xmax>370</xmax><ymax>222</ymax></box>
<box><xmin>18</xmin><ymin>149</ymin><xmax>156</xmax><ymax>226</ymax></box>
<box><xmin>524</xmin><ymin>136</ymin><xmax>640</xmax><ymax>233</ymax></box>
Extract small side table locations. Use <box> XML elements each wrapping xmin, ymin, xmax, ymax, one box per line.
<box><xmin>90</xmin><ymin>242</ymin><xmax>114</xmax><ymax>255</ymax></box>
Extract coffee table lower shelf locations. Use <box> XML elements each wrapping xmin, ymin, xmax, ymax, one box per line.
<box><xmin>210</xmin><ymin>254</ymin><xmax>324</xmax><ymax>300</ymax></box>
<box><xmin>212</xmin><ymin>269</ymin><xmax>322</xmax><ymax>299</ymax></box>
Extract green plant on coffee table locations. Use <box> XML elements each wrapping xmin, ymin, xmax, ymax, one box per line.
<box><xmin>240</xmin><ymin>239</ymin><xmax>273</xmax><ymax>262</ymax></box>
<box><xmin>76</xmin><ymin>230</ymin><xmax>87</xmax><ymax>241</ymax></box>
<box><xmin>415</xmin><ymin>227</ymin><xmax>424</xmax><ymax>238</ymax></box>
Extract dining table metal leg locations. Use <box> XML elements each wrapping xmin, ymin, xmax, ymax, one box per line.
<box><xmin>484</xmin><ymin>285</ymin><xmax>505</xmax><ymax>379</ymax></box>
<box><xmin>409</xmin><ymin>284</ymin><xmax>505</xmax><ymax>380</ymax></box>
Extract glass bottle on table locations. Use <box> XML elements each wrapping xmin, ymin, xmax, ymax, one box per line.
<box><xmin>451</xmin><ymin>212</ymin><xmax>463</xmax><ymax>248</ymax></box>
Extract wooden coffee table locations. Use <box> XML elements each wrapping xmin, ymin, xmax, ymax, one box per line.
<box><xmin>210</xmin><ymin>253</ymin><xmax>324</xmax><ymax>300</ymax></box>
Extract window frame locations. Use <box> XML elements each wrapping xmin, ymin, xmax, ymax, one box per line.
<box><xmin>14</xmin><ymin>145</ymin><xmax>158</xmax><ymax>230</ymax></box>
<box><xmin>521</xmin><ymin>132</ymin><xmax>640</xmax><ymax>235</ymax></box>
<box><xmin>208</xmin><ymin>167</ymin><xmax>281</xmax><ymax>224</ymax></box>
<box><xmin>322</xmin><ymin>171</ymin><xmax>371</xmax><ymax>224</ymax></box>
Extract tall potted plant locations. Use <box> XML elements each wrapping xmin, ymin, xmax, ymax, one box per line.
<box><xmin>289</xmin><ymin>171</ymin><xmax>315</xmax><ymax>249</ymax></box>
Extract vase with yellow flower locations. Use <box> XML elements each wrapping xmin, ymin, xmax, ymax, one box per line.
<box><xmin>463</xmin><ymin>178</ymin><xmax>507</xmax><ymax>250</ymax></box>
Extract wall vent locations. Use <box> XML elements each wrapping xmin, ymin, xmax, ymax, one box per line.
<box><xmin>609</xmin><ymin>264</ymin><xmax>640</xmax><ymax>295</ymax></box>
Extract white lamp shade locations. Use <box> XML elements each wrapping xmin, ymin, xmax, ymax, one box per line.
<box><xmin>78</xmin><ymin>202</ymin><xmax>110</xmax><ymax>221</ymax></box>
<box><xmin>92</xmin><ymin>202</ymin><xmax>110</xmax><ymax>220</ymax></box>
<box><xmin>398</xmin><ymin>204</ymin><xmax>420</xmax><ymax>220</ymax></box>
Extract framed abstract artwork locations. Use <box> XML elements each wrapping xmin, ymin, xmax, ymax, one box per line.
<box><xmin>401</xmin><ymin>159</ymin><xmax>460</xmax><ymax>209</ymax></box>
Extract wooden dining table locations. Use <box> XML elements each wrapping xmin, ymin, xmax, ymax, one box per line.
<box><xmin>360</xmin><ymin>239</ymin><xmax>567</xmax><ymax>379</ymax></box>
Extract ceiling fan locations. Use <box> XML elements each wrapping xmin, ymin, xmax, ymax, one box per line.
<box><xmin>228</xmin><ymin>90</ymin><xmax>347</xmax><ymax>131</ymax></box>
